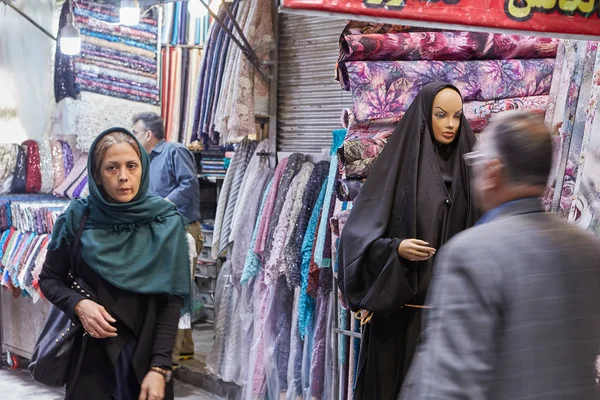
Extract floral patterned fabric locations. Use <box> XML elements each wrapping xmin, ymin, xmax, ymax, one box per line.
<box><xmin>338</xmin><ymin>32</ymin><xmax>558</xmax><ymax>90</ymax></box>
<box><xmin>554</xmin><ymin>42</ymin><xmax>598</xmax><ymax>218</ymax></box>
<box><xmin>542</xmin><ymin>41</ymin><xmax>584</xmax><ymax>212</ymax></box>
<box><xmin>347</xmin><ymin>59</ymin><xmax>555</xmax><ymax>122</ymax></box>
<box><xmin>566</xmin><ymin>49</ymin><xmax>600</xmax><ymax>233</ymax></box>
<box><xmin>339</xmin><ymin>137</ymin><xmax>391</xmax><ymax>179</ymax></box>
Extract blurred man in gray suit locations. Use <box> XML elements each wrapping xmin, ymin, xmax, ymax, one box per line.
<box><xmin>400</xmin><ymin>111</ymin><xmax>600</xmax><ymax>400</ymax></box>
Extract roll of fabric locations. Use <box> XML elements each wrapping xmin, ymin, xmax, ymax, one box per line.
<box><xmin>264</xmin><ymin>161</ymin><xmax>314</xmax><ymax>286</ymax></box>
<box><xmin>253</xmin><ymin>157</ymin><xmax>290</xmax><ymax>262</ymax></box>
<box><xmin>165</xmin><ymin>47</ymin><xmax>180</xmax><ymax>141</ymax></box>
<box><xmin>53</xmin><ymin>155</ymin><xmax>86</xmax><ymax>198</ymax></box>
<box><xmin>264</xmin><ymin>153</ymin><xmax>307</xmax><ymax>262</ymax></box>
<box><xmin>464</xmin><ymin>96</ymin><xmax>550</xmax><ymax>132</ymax></box>
<box><xmin>162</xmin><ymin>3</ymin><xmax>175</xmax><ymax>44</ymax></box>
<box><xmin>77</xmin><ymin>54</ymin><xmax>156</xmax><ymax>74</ymax></box>
<box><xmin>0</xmin><ymin>144</ymin><xmax>18</xmax><ymax>189</ymax></box>
<box><xmin>61</xmin><ymin>140</ymin><xmax>74</xmax><ymax>177</ymax></box>
<box><xmin>240</xmin><ymin>178</ymin><xmax>274</xmax><ymax>284</ymax></box>
<box><xmin>82</xmin><ymin>43</ymin><xmax>156</xmax><ymax>69</ymax></box>
<box><xmin>167</xmin><ymin>47</ymin><xmax>183</xmax><ymax>142</ymax></box>
<box><xmin>285</xmin><ymin>161</ymin><xmax>330</xmax><ymax>288</ymax></box>
<box><xmin>298</xmin><ymin>183</ymin><xmax>327</xmax><ymax>338</ymax></box>
<box><xmin>23</xmin><ymin>140</ymin><xmax>42</xmax><ymax>194</ymax></box>
<box><xmin>38</xmin><ymin>141</ymin><xmax>55</xmax><ymax>194</ymax></box>
<box><xmin>341</xmin><ymin>108</ymin><xmax>353</xmax><ymax>129</ymax></box>
<box><xmin>347</xmin><ymin>58</ymin><xmax>555</xmax><ymax>122</ymax></box>
<box><xmin>219</xmin><ymin>139</ymin><xmax>258</xmax><ymax>255</ymax></box>
<box><xmin>335</xmin><ymin>179</ymin><xmax>365</xmax><ymax>202</ymax></box>
<box><xmin>314</xmin><ymin>129</ymin><xmax>346</xmax><ymax>268</ymax></box>
<box><xmin>51</xmin><ymin>140</ymin><xmax>65</xmax><ymax>189</ymax></box>
<box><xmin>75</xmin><ymin>62</ymin><xmax>158</xmax><ymax>85</ymax></box>
<box><xmin>77</xmin><ymin>15</ymin><xmax>157</xmax><ymax>41</ymax></box>
<box><xmin>555</xmin><ymin>41</ymin><xmax>598</xmax><ymax>217</ymax></box>
<box><xmin>10</xmin><ymin>145</ymin><xmax>27</xmax><ymax>194</ymax></box>
<box><xmin>82</xmin><ymin>36</ymin><xmax>156</xmax><ymax>60</ymax></box>
<box><xmin>182</xmin><ymin>48</ymin><xmax>202</xmax><ymax>144</ymax></box>
<box><xmin>337</xmin><ymin>32</ymin><xmax>558</xmax><ymax>89</ymax></box>
<box><xmin>339</xmin><ymin>137</ymin><xmax>391</xmax><ymax>179</ymax></box>
<box><xmin>161</xmin><ymin>47</ymin><xmax>170</xmax><ymax>122</ymax></box>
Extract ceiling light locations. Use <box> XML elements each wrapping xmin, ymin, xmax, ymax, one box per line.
<box><xmin>120</xmin><ymin>0</ymin><xmax>140</xmax><ymax>26</ymax></box>
<box><xmin>59</xmin><ymin>11</ymin><xmax>81</xmax><ymax>56</ymax></box>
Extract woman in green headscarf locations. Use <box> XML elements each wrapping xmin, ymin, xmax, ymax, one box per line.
<box><xmin>39</xmin><ymin>128</ymin><xmax>191</xmax><ymax>400</ymax></box>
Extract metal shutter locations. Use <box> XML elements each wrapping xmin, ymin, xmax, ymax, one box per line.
<box><xmin>277</xmin><ymin>14</ymin><xmax>353</xmax><ymax>154</ymax></box>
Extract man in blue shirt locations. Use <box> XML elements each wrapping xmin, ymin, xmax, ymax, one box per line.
<box><xmin>133</xmin><ymin>112</ymin><xmax>201</xmax><ymax>365</ymax></box>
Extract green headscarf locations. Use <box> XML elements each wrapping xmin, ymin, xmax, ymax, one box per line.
<box><xmin>49</xmin><ymin>127</ymin><xmax>190</xmax><ymax>297</ymax></box>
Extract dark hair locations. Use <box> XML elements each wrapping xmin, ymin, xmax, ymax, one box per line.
<box><xmin>132</xmin><ymin>112</ymin><xmax>165</xmax><ymax>140</ymax></box>
<box><xmin>487</xmin><ymin>111</ymin><xmax>552</xmax><ymax>187</ymax></box>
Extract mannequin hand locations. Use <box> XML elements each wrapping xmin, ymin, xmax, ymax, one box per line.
<box><xmin>74</xmin><ymin>299</ymin><xmax>117</xmax><ymax>339</ymax></box>
<box><xmin>139</xmin><ymin>371</ymin><xmax>166</xmax><ymax>400</ymax></box>
<box><xmin>398</xmin><ymin>239</ymin><xmax>436</xmax><ymax>262</ymax></box>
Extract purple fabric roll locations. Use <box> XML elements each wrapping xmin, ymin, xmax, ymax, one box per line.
<box><xmin>72</xmin><ymin>176</ymin><xmax>88</xmax><ymax>198</ymax></box>
<box><xmin>60</xmin><ymin>141</ymin><xmax>74</xmax><ymax>177</ymax></box>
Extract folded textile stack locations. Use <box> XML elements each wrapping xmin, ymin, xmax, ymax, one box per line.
<box><xmin>334</xmin><ymin>24</ymin><xmax>559</xmax><ymax>210</ymax></box>
<box><xmin>71</xmin><ymin>0</ymin><xmax>159</xmax><ymax>105</ymax></box>
<box><xmin>162</xmin><ymin>1</ymin><xmax>211</xmax><ymax>46</ymax></box>
<box><xmin>0</xmin><ymin>196</ymin><xmax>69</xmax><ymax>233</ymax></box>
<box><xmin>0</xmin><ymin>229</ymin><xmax>50</xmax><ymax>301</ymax></box>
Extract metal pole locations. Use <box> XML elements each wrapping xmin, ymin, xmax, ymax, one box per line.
<box><xmin>1</xmin><ymin>0</ymin><xmax>57</xmax><ymax>41</ymax></box>
<box><xmin>196</xmin><ymin>0</ymin><xmax>270</xmax><ymax>82</ymax></box>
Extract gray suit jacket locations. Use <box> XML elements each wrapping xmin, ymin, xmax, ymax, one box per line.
<box><xmin>400</xmin><ymin>197</ymin><xmax>600</xmax><ymax>400</ymax></box>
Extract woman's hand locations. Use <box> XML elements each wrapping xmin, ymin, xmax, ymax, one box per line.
<box><xmin>74</xmin><ymin>299</ymin><xmax>117</xmax><ymax>339</ymax></box>
<box><xmin>398</xmin><ymin>239</ymin><xmax>436</xmax><ymax>262</ymax></box>
<box><xmin>139</xmin><ymin>371</ymin><xmax>166</xmax><ymax>400</ymax></box>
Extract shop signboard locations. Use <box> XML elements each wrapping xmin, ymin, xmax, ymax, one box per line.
<box><xmin>281</xmin><ymin>0</ymin><xmax>600</xmax><ymax>37</ymax></box>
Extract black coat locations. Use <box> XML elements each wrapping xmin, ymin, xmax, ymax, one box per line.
<box><xmin>39</xmin><ymin>241</ymin><xmax>183</xmax><ymax>400</ymax></box>
<box><xmin>338</xmin><ymin>82</ymin><xmax>480</xmax><ymax>400</ymax></box>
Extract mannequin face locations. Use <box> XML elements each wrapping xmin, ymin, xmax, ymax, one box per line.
<box><xmin>431</xmin><ymin>88</ymin><xmax>463</xmax><ymax>145</ymax></box>
<box><xmin>97</xmin><ymin>143</ymin><xmax>142</xmax><ymax>204</ymax></box>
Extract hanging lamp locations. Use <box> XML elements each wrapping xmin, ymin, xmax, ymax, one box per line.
<box><xmin>60</xmin><ymin>7</ymin><xmax>81</xmax><ymax>56</ymax></box>
<box><xmin>120</xmin><ymin>0</ymin><xmax>140</xmax><ymax>26</ymax></box>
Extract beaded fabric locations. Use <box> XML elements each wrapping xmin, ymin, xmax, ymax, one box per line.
<box><xmin>0</xmin><ymin>144</ymin><xmax>18</xmax><ymax>188</ymax></box>
<box><xmin>10</xmin><ymin>145</ymin><xmax>27</xmax><ymax>194</ymax></box>
<box><xmin>51</xmin><ymin>140</ymin><xmax>65</xmax><ymax>189</ymax></box>
<box><xmin>23</xmin><ymin>140</ymin><xmax>42</xmax><ymax>194</ymax></box>
<box><xmin>38</xmin><ymin>141</ymin><xmax>55</xmax><ymax>194</ymax></box>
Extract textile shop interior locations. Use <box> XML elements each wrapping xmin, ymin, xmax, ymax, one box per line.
<box><xmin>1</xmin><ymin>0</ymin><xmax>600</xmax><ymax>399</ymax></box>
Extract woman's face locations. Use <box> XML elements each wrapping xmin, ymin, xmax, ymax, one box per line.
<box><xmin>97</xmin><ymin>143</ymin><xmax>142</xmax><ymax>203</ymax></box>
<box><xmin>431</xmin><ymin>88</ymin><xmax>463</xmax><ymax>145</ymax></box>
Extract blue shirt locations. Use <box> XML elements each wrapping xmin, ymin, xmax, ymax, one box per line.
<box><xmin>475</xmin><ymin>197</ymin><xmax>539</xmax><ymax>226</ymax></box>
<box><xmin>148</xmin><ymin>140</ymin><xmax>201</xmax><ymax>224</ymax></box>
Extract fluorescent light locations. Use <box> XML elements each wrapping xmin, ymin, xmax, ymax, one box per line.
<box><xmin>188</xmin><ymin>0</ymin><xmax>208</xmax><ymax>18</ymax></box>
<box><xmin>59</xmin><ymin>12</ymin><xmax>81</xmax><ymax>56</ymax></box>
<box><xmin>120</xmin><ymin>0</ymin><xmax>140</xmax><ymax>26</ymax></box>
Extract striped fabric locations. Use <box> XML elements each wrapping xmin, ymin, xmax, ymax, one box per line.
<box><xmin>219</xmin><ymin>139</ymin><xmax>257</xmax><ymax>255</ymax></box>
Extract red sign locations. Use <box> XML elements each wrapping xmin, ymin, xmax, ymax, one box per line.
<box><xmin>281</xmin><ymin>0</ymin><xmax>600</xmax><ymax>37</ymax></box>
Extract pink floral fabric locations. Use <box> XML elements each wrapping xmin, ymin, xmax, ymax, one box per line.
<box><xmin>347</xmin><ymin>59</ymin><xmax>555</xmax><ymax>122</ymax></box>
<box><xmin>338</xmin><ymin>32</ymin><xmax>558</xmax><ymax>90</ymax></box>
